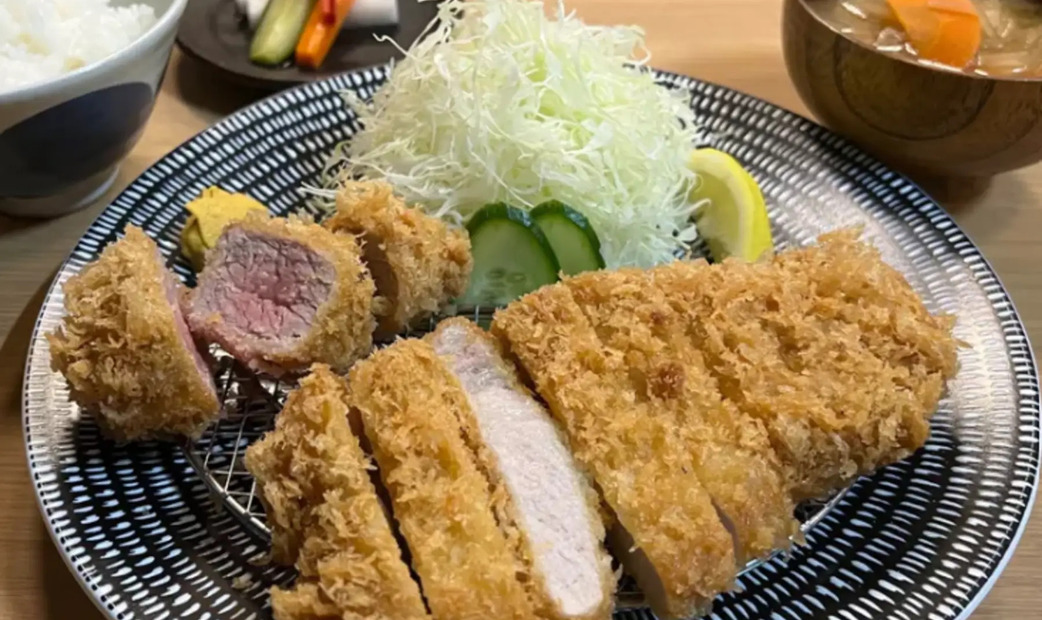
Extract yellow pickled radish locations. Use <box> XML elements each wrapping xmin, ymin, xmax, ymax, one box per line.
<box><xmin>180</xmin><ymin>187</ymin><xmax>268</xmax><ymax>270</ymax></box>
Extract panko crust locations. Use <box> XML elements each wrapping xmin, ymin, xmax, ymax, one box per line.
<box><xmin>564</xmin><ymin>269</ymin><xmax>800</xmax><ymax>564</ymax></box>
<box><xmin>193</xmin><ymin>212</ymin><xmax>376</xmax><ymax>375</ymax></box>
<box><xmin>426</xmin><ymin>318</ymin><xmax>617</xmax><ymax>620</ymax></box>
<box><xmin>325</xmin><ymin>180</ymin><xmax>472</xmax><ymax>336</ymax></box>
<box><xmin>47</xmin><ymin>226</ymin><xmax>219</xmax><ymax>441</ymax></box>
<box><xmin>491</xmin><ymin>286</ymin><xmax>737</xmax><ymax>620</ymax></box>
<box><xmin>651</xmin><ymin>229</ymin><xmax>959</xmax><ymax>500</ymax></box>
<box><xmin>348</xmin><ymin>340</ymin><xmax>534</xmax><ymax>620</ymax></box>
<box><xmin>243</xmin><ymin>365</ymin><xmax>428</xmax><ymax>620</ymax></box>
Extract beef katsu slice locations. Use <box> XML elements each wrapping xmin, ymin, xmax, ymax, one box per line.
<box><xmin>427</xmin><ymin>318</ymin><xmax>615</xmax><ymax>620</ymax></box>
<box><xmin>565</xmin><ymin>269</ymin><xmax>800</xmax><ymax>564</ymax></box>
<box><xmin>48</xmin><ymin>226</ymin><xmax>219</xmax><ymax>440</ymax></box>
<box><xmin>326</xmin><ymin>181</ymin><xmax>472</xmax><ymax>338</ymax></box>
<box><xmin>491</xmin><ymin>285</ymin><xmax>737</xmax><ymax>620</ymax></box>
<box><xmin>244</xmin><ymin>365</ymin><xmax>428</xmax><ymax>620</ymax></box>
<box><xmin>652</xmin><ymin>230</ymin><xmax>959</xmax><ymax>500</ymax></box>
<box><xmin>348</xmin><ymin>340</ymin><xmax>534</xmax><ymax>620</ymax></box>
<box><xmin>187</xmin><ymin>213</ymin><xmax>376</xmax><ymax>376</ymax></box>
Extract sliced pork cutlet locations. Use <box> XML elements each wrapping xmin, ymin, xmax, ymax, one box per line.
<box><xmin>325</xmin><ymin>181</ymin><xmax>472</xmax><ymax>339</ymax></box>
<box><xmin>492</xmin><ymin>285</ymin><xmax>737</xmax><ymax>620</ymax></box>
<box><xmin>348</xmin><ymin>339</ymin><xmax>534</xmax><ymax>620</ymax></box>
<box><xmin>651</xmin><ymin>230</ymin><xmax>959</xmax><ymax>501</ymax></box>
<box><xmin>243</xmin><ymin>365</ymin><xmax>429</xmax><ymax>620</ymax></box>
<box><xmin>186</xmin><ymin>213</ymin><xmax>376</xmax><ymax>377</ymax></box>
<box><xmin>565</xmin><ymin>269</ymin><xmax>800</xmax><ymax>565</ymax></box>
<box><xmin>426</xmin><ymin>318</ymin><xmax>615</xmax><ymax>620</ymax></box>
<box><xmin>48</xmin><ymin>226</ymin><xmax>219</xmax><ymax>440</ymax></box>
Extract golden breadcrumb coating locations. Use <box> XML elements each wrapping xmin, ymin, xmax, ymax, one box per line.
<box><xmin>565</xmin><ymin>269</ymin><xmax>800</xmax><ymax>564</ymax></box>
<box><xmin>243</xmin><ymin>365</ymin><xmax>428</xmax><ymax>620</ymax></box>
<box><xmin>268</xmin><ymin>583</ymin><xmax>339</xmax><ymax>620</ymax></box>
<box><xmin>193</xmin><ymin>212</ymin><xmax>376</xmax><ymax>375</ymax></box>
<box><xmin>47</xmin><ymin>226</ymin><xmax>219</xmax><ymax>441</ymax></box>
<box><xmin>651</xmin><ymin>230</ymin><xmax>959</xmax><ymax>500</ymax></box>
<box><xmin>348</xmin><ymin>340</ymin><xmax>534</xmax><ymax>620</ymax></box>
<box><xmin>491</xmin><ymin>286</ymin><xmax>737</xmax><ymax>620</ymax></box>
<box><xmin>325</xmin><ymin>180</ymin><xmax>472</xmax><ymax>337</ymax></box>
<box><xmin>425</xmin><ymin>318</ymin><xmax>617</xmax><ymax>620</ymax></box>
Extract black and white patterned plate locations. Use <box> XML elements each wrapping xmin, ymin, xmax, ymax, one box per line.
<box><xmin>23</xmin><ymin>65</ymin><xmax>1040</xmax><ymax>620</ymax></box>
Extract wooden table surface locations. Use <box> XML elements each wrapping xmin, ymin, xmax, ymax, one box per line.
<box><xmin>1</xmin><ymin>1</ymin><xmax>1039</xmax><ymax>618</ymax></box>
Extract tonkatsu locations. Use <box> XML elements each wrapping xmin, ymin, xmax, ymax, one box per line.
<box><xmin>244</xmin><ymin>365</ymin><xmax>428</xmax><ymax>620</ymax></box>
<box><xmin>348</xmin><ymin>339</ymin><xmax>534</xmax><ymax>620</ymax></box>
<box><xmin>426</xmin><ymin>318</ymin><xmax>615</xmax><ymax>620</ymax></box>
<box><xmin>649</xmin><ymin>230</ymin><xmax>959</xmax><ymax>499</ymax></box>
<box><xmin>491</xmin><ymin>284</ymin><xmax>738</xmax><ymax>620</ymax></box>
<box><xmin>186</xmin><ymin>212</ymin><xmax>376</xmax><ymax>377</ymax></box>
<box><xmin>492</xmin><ymin>230</ymin><xmax>958</xmax><ymax>617</ymax></box>
<box><xmin>325</xmin><ymin>180</ymin><xmax>472</xmax><ymax>338</ymax></box>
<box><xmin>565</xmin><ymin>269</ymin><xmax>800</xmax><ymax>563</ymax></box>
<box><xmin>48</xmin><ymin>226</ymin><xmax>219</xmax><ymax>440</ymax></box>
<box><xmin>50</xmin><ymin>216</ymin><xmax>961</xmax><ymax>620</ymax></box>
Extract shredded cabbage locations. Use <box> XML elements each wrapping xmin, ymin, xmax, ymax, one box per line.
<box><xmin>316</xmin><ymin>0</ymin><xmax>700</xmax><ymax>268</ymax></box>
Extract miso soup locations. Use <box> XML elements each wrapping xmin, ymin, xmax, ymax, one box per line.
<box><xmin>810</xmin><ymin>0</ymin><xmax>1042</xmax><ymax>77</ymax></box>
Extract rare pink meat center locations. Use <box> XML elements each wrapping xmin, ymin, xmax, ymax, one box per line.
<box><xmin>161</xmin><ymin>256</ymin><xmax>216</xmax><ymax>394</ymax></box>
<box><xmin>199</xmin><ymin>229</ymin><xmax>336</xmax><ymax>341</ymax></box>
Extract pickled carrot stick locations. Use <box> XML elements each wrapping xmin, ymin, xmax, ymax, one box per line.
<box><xmin>886</xmin><ymin>0</ymin><xmax>982</xmax><ymax>68</ymax></box>
<box><xmin>295</xmin><ymin>0</ymin><xmax>357</xmax><ymax>69</ymax></box>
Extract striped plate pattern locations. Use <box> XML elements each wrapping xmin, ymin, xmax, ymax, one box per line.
<box><xmin>23</xmin><ymin>66</ymin><xmax>1040</xmax><ymax>620</ymax></box>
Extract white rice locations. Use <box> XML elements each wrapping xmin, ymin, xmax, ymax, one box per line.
<box><xmin>0</xmin><ymin>0</ymin><xmax>157</xmax><ymax>95</ymax></box>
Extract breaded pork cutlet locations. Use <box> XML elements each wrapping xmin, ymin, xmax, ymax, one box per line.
<box><xmin>48</xmin><ymin>227</ymin><xmax>219</xmax><ymax>440</ymax></box>
<box><xmin>325</xmin><ymin>181</ymin><xmax>472</xmax><ymax>338</ymax></box>
<box><xmin>186</xmin><ymin>213</ymin><xmax>376</xmax><ymax>377</ymax></box>
<box><xmin>491</xmin><ymin>286</ymin><xmax>737</xmax><ymax>620</ymax></box>
<box><xmin>426</xmin><ymin>318</ymin><xmax>615</xmax><ymax>620</ymax></box>
<box><xmin>651</xmin><ymin>230</ymin><xmax>959</xmax><ymax>500</ymax></box>
<box><xmin>565</xmin><ymin>270</ymin><xmax>800</xmax><ymax>564</ymax></box>
<box><xmin>348</xmin><ymin>340</ymin><xmax>534</xmax><ymax>620</ymax></box>
<box><xmin>243</xmin><ymin>365</ymin><xmax>428</xmax><ymax>620</ymax></box>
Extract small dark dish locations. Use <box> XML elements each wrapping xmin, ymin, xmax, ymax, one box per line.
<box><xmin>783</xmin><ymin>0</ymin><xmax>1042</xmax><ymax>179</ymax></box>
<box><xmin>177</xmin><ymin>0</ymin><xmax>440</xmax><ymax>89</ymax></box>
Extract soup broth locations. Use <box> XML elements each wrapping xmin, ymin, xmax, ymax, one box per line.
<box><xmin>811</xmin><ymin>0</ymin><xmax>1042</xmax><ymax>77</ymax></box>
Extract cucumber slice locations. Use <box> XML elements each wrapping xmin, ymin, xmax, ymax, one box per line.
<box><xmin>250</xmin><ymin>0</ymin><xmax>313</xmax><ymax>66</ymax></box>
<box><xmin>531</xmin><ymin>200</ymin><xmax>605</xmax><ymax>275</ymax></box>
<box><xmin>461</xmin><ymin>203</ymin><xmax>561</xmax><ymax>307</ymax></box>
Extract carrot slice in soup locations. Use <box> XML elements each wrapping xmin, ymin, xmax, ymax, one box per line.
<box><xmin>886</xmin><ymin>0</ymin><xmax>982</xmax><ymax>69</ymax></box>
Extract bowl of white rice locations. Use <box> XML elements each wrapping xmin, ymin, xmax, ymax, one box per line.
<box><xmin>0</xmin><ymin>0</ymin><xmax>188</xmax><ymax>217</ymax></box>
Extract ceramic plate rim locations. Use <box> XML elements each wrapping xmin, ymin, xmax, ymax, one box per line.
<box><xmin>21</xmin><ymin>63</ymin><xmax>1042</xmax><ymax>620</ymax></box>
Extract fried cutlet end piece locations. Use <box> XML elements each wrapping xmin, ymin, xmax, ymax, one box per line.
<box><xmin>427</xmin><ymin>318</ymin><xmax>616</xmax><ymax>620</ymax></box>
<box><xmin>47</xmin><ymin>226</ymin><xmax>219</xmax><ymax>440</ymax></box>
<box><xmin>491</xmin><ymin>286</ymin><xmax>737</xmax><ymax>620</ymax></box>
<box><xmin>326</xmin><ymin>180</ymin><xmax>472</xmax><ymax>337</ymax></box>
<box><xmin>348</xmin><ymin>340</ymin><xmax>534</xmax><ymax>620</ymax></box>
<box><xmin>565</xmin><ymin>269</ymin><xmax>800</xmax><ymax>564</ymax></box>
<box><xmin>188</xmin><ymin>212</ymin><xmax>376</xmax><ymax>376</ymax></box>
<box><xmin>243</xmin><ymin>365</ymin><xmax>428</xmax><ymax>620</ymax></box>
<box><xmin>652</xmin><ymin>229</ymin><xmax>958</xmax><ymax>500</ymax></box>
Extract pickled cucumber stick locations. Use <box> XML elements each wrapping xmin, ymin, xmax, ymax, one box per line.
<box><xmin>249</xmin><ymin>0</ymin><xmax>313</xmax><ymax>66</ymax></box>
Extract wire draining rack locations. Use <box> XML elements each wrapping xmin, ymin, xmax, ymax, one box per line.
<box><xmin>182</xmin><ymin>307</ymin><xmax>849</xmax><ymax>609</ymax></box>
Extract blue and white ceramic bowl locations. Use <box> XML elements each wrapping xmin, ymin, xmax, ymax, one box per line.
<box><xmin>0</xmin><ymin>0</ymin><xmax>187</xmax><ymax>218</ymax></box>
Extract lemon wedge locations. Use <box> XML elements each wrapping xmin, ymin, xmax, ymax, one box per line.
<box><xmin>688</xmin><ymin>148</ymin><xmax>773</xmax><ymax>262</ymax></box>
